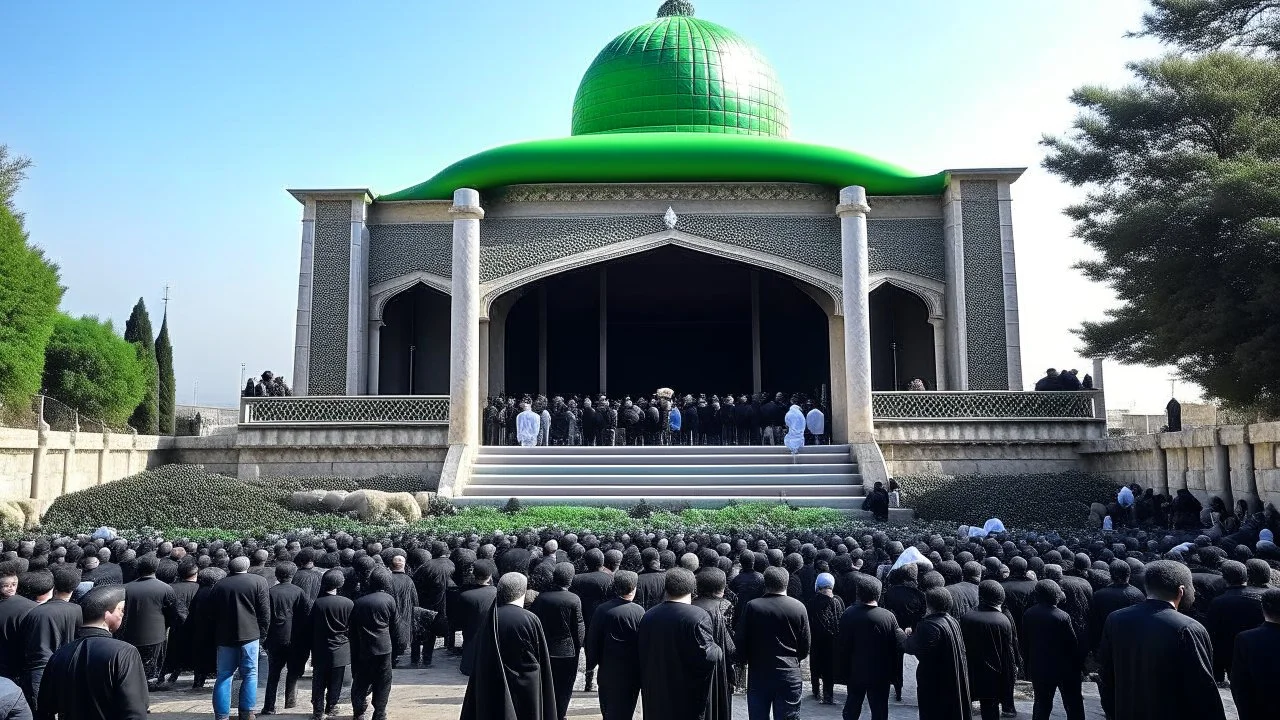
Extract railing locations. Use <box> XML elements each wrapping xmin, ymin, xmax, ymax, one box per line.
<box><xmin>239</xmin><ymin>395</ymin><xmax>450</xmax><ymax>425</ymax></box>
<box><xmin>0</xmin><ymin>394</ymin><xmax>132</xmax><ymax>434</ymax></box>
<box><xmin>871</xmin><ymin>391</ymin><xmax>1102</xmax><ymax>420</ymax></box>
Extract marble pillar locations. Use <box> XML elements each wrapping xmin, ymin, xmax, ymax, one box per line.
<box><xmin>479</xmin><ymin>318</ymin><xmax>490</xmax><ymax>405</ymax></box>
<box><xmin>837</xmin><ymin>186</ymin><xmax>874</xmax><ymax>440</ymax></box>
<box><xmin>345</xmin><ymin>198</ymin><xmax>370</xmax><ymax>395</ymax></box>
<box><xmin>1092</xmin><ymin>357</ymin><xmax>1107</xmax><ymax>423</ymax></box>
<box><xmin>291</xmin><ymin>200</ymin><xmax>316</xmax><ymax>396</ymax></box>
<box><xmin>929</xmin><ymin>318</ymin><xmax>948</xmax><ymax>390</ymax></box>
<box><xmin>447</xmin><ymin>188</ymin><xmax>482</xmax><ymax>446</ymax></box>
<box><xmin>827</xmin><ymin>315</ymin><xmax>847</xmax><ymax>444</ymax></box>
<box><xmin>941</xmin><ymin>183</ymin><xmax>969</xmax><ymax>390</ymax></box>
<box><xmin>367</xmin><ymin>320</ymin><xmax>383</xmax><ymax>395</ymax></box>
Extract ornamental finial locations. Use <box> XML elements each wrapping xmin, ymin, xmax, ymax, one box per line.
<box><xmin>657</xmin><ymin>0</ymin><xmax>694</xmax><ymax>18</ymax></box>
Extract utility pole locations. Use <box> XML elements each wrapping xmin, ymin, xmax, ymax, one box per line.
<box><xmin>193</xmin><ymin>378</ymin><xmax>199</xmax><ymax>406</ymax></box>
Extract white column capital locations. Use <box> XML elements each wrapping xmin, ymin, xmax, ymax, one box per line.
<box><xmin>450</xmin><ymin>188</ymin><xmax>485</xmax><ymax>220</ymax></box>
<box><xmin>836</xmin><ymin>186</ymin><xmax>870</xmax><ymax>217</ymax></box>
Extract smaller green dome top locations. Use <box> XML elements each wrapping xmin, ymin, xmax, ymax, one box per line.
<box><xmin>571</xmin><ymin>3</ymin><xmax>789</xmax><ymax>137</ymax></box>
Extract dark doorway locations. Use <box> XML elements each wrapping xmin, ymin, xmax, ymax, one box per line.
<box><xmin>379</xmin><ymin>284</ymin><xmax>451</xmax><ymax>394</ymax></box>
<box><xmin>869</xmin><ymin>284</ymin><xmax>935</xmax><ymax>390</ymax></box>
<box><xmin>498</xmin><ymin>246</ymin><xmax>830</xmax><ymax>400</ymax></box>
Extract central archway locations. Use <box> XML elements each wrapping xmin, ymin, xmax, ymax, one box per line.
<box><xmin>495</xmin><ymin>245</ymin><xmax>831</xmax><ymax>400</ymax></box>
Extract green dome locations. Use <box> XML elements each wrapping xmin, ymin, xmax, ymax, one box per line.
<box><xmin>571</xmin><ymin>3</ymin><xmax>789</xmax><ymax>137</ymax></box>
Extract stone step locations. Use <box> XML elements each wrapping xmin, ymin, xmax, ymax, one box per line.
<box><xmin>472</xmin><ymin>463</ymin><xmax>859</xmax><ymax>476</ymax></box>
<box><xmin>467</xmin><ymin>472</ymin><xmax>863</xmax><ymax>486</ymax></box>
<box><xmin>475</xmin><ymin>452</ymin><xmax>853</xmax><ymax>466</ymax></box>
<box><xmin>452</xmin><ymin>496</ymin><xmax>907</xmax><ymax>513</ymax></box>
<box><xmin>463</xmin><ymin>483</ymin><xmax>861</xmax><ymax>498</ymax></box>
<box><xmin>477</xmin><ymin>444</ymin><xmax>851</xmax><ymax>456</ymax></box>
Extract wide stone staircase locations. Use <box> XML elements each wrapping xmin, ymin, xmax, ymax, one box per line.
<box><xmin>460</xmin><ymin>444</ymin><xmax>910</xmax><ymax>517</ymax></box>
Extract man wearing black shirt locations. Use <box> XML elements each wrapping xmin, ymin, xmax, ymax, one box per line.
<box><xmin>735</xmin><ymin>566</ymin><xmax>811</xmax><ymax>720</ymax></box>
<box><xmin>310</xmin><ymin>569</ymin><xmax>353</xmax><ymax>720</ymax></box>
<box><xmin>207</xmin><ymin>556</ymin><xmax>270</xmax><ymax>720</ymax></box>
<box><xmin>35</xmin><ymin>585</ymin><xmax>148</xmax><ymax>720</ymax></box>
<box><xmin>586</xmin><ymin>572</ymin><xmax>644</xmax><ymax>720</ymax></box>
<box><xmin>836</xmin><ymin>574</ymin><xmax>904</xmax><ymax>720</ymax></box>
<box><xmin>262</xmin><ymin>562</ymin><xmax>311</xmax><ymax>715</ymax></box>
<box><xmin>530</xmin><ymin>563</ymin><xmax>585</xmax><ymax>720</ymax></box>
<box><xmin>350</xmin><ymin>568</ymin><xmax>400</xmax><ymax>720</ymax></box>
<box><xmin>119</xmin><ymin>554</ymin><xmax>181</xmax><ymax>691</ymax></box>
<box><xmin>21</xmin><ymin>566</ymin><xmax>82</xmax><ymax>711</ymax></box>
<box><xmin>0</xmin><ymin>565</ymin><xmax>35</xmax><ymax>684</ymax></box>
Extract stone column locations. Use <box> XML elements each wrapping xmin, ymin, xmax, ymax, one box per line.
<box><xmin>928</xmin><ymin>318</ymin><xmax>948</xmax><ymax>390</ymax></box>
<box><xmin>489</xmin><ymin>300</ymin><xmax>509</xmax><ymax>397</ymax></box>
<box><xmin>1091</xmin><ymin>357</ymin><xmax>1107</xmax><ymax>423</ymax></box>
<box><xmin>447</xmin><ymin>188</ymin><xmax>483</xmax><ymax>446</ymax></box>
<box><xmin>941</xmin><ymin>183</ymin><xmax>969</xmax><ymax>389</ymax></box>
<box><xmin>750</xmin><ymin>271</ymin><xmax>762</xmax><ymax>394</ymax></box>
<box><xmin>291</xmin><ymin>199</ymin><xmax>317</xmax><ymax>395</ymax></box>
<box><xmin>827</xmin><ymin>315</ymin><xmax>847</xmax><ymax>443</ymax></box>
<box><xmin>837</xmin><ymin>187</ymin><xmax>874</xmax><ymax>440</ymax></box>
<box><xmin>479</xmin><ymin>318</ymin><xmax>490</xmax><ymax>405</ymax></box>
<box><xmin>345</xmin><ymin>198</ymin><xmax>370</xmax><ymax>394</ymax></box>
<box><xmin>367</xmin><ymin>320</ymin><xmax>383</xmax><ymax>395</ymax></box>
<box><xmin>998</xmin><ymin>180</ymin><xmax>1024</xmax><ymax>390</ymax></box>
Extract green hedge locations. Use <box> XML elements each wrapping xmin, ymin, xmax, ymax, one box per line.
<box><xmin>896</xmin><ymin>472</ymin><xmax>1119</xmax><ymax>529</ymax></box>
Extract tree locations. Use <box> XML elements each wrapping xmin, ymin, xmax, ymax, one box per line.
<box><xmin>1043</xmin><ymin>51</ymin><xmax>1280</xmax><ymax>416</ymax></box>
<box><xmin>0</xmin><ymin>145</ymin><xmax>33</xmax><ymax>221</ymax></box>
<box><xmin>42</xmin><ymin>314</ymin><xmax>146</xmax><ymax>427</ymax></box>
<box><xmin>0</xmin><ymin>203</ymin><xmax>62</xmax><ymax>414</ymax></box>
<box><xmin>155</xmin><ymin>311</ymin><xmax>175</xmax><ymax>434</ymax></box>
<box><xmin>1140</xmin><ymin>0</ymin><xmax>1280</xmax><ymax>54</ymax></box>
<box><xmin>123</xmin><ymin>298</ymin><xmax>159</xmax><ymax>434</ymax></box>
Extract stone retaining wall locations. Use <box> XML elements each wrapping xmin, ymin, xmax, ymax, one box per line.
<box><xmin>877</xmin><ymin>418</ymin><xmax>1105</xmax><ymax>476</ymax></box>
<box><xmin>0</xmin><ymin>427</ymin><xmax>166</xmax><ymax>505</ymax></box>
<box><xmin>1076</xmin><ymin>422</ymin><xmax>1280</xmax><ymax>509</ymax></box>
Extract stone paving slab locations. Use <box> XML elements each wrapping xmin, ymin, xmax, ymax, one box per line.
<box><xmin>146</xmin><ymin>650</ymin><xmax>1238</xmax><ymax>720</ymax></box>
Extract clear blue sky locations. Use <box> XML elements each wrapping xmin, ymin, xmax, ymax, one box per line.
<box><xmin>2</xmin><ymin>1</ymin><xmax>1185</xmax><ymax>410</ymax></box>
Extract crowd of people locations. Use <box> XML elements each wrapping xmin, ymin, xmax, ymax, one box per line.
<box><xmin>1032</xmin><ymin>369</ymin><xmax>1093</xmax><ymax>392</ymax></box>
<box><xmin>485</xmin><ymin>391</ymin><xmax>828</xmax><ymax>448</ymax></box>
<box><xmin>1</xmin><ymin>502</ymin><xmax>1279</xmax><ymax>720</ymax></box>
<box><xmin>242</xmin><ymin>371</ymin><xmax>292</xmax><ymax>398</ymax></box>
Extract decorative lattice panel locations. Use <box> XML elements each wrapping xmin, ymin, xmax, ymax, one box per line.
<box><xmin>308</xmin><ymin>201</ymin><xmax>352</xmax><ymax>394</ymax></box>
<box><xmin>243</xmin><ymin>396</ymin><xmax>449</xmax><ymax>424</ymax></box>
<box><xmin>872</xmin><ymin>391</ymin><xmax>1096</xmax><ymax>419</ymax></box>
<box><xmin>961</xmin><ymin>180</ymin><xmax>1008</xmax><ymax>389</ymax></box>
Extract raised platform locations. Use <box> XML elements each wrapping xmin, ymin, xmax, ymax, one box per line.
<box><xmin>460</xmin><ymin>443</ymin><xmax>896</xmax><ymax>513</ymax></box>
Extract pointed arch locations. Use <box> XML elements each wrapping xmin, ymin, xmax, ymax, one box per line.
<box><xmin>369</xmin><ymin>270</ymin><xmax>452</xmax><ymax>322</ymax></box>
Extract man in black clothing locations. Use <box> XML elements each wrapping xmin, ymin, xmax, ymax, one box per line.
<box><xmin>586</xmin><ymin>571</ymin><xmax>644</xmax><ymax>720</ymax></box>
<box><xmin>0</xmin><ymin>566</ymin><xmax>36</xmax><ymax>683</ymax></box>
<box><xmin>835</xmin><ymin>574</ymin><xmax>904</xmax><ymax>720</ymax></box>
<box><xmin>901</xmin><ymin>588</ymin><xmax>970</xmax><ymax>720</ymax></box>
<box><xmin>261</xmin><ymin>562</ymin><xmax>311</xmax><ymax>715</ymax></box>
<box><xmin>247</xmin><ymin>550</ymin><xmax>274</xmax><ymax>586</ymax></box>
<box><xmin>1207</xmin><ymin>560</ymin><xmax>1264</xmax><ymax>685</ymax></box>
<box><xmin>692</xmin><ymin>568</ymin><xmax>735</xmax><ymax>720</ymax></box>
<box><xmin>569</xmin><ymin>548</ymin><xmax>613</xmax><ymax>692</ymax></box>
<box><xmin>944</xmin><ymin>561</ymin><xmax>981</xmax><ymax>621</ymax></box>
<box><xmin>460</xmin><ymin>573</ymin><xmax>558</xmax><ymax>720</ymax></box>
<box><xmin>999</xmin><ymin>556</ymin><xmax>1036</xmax><ymax>669</ymax></box>
<box><xmin>1058</xmin><ymin>555</ymin><xmax>1093</xmax><ymax>660</ymax></box>
<box><xmin>35</xmin><ymin>585</ymin><xmax>148</xmax><ymax>720</ymax></box>
<box><xmin>119</xmin><ymin>554</ymin><xmax>181</xmax><ymax>691</ymax></box>
<box><xmin>530</xmin><ymin>563</ymin><xmax>585</xmax><ymax>720</ymax></box>
<box><xmin>881</xmin><ymin>564</ymin><xmax>925</xmax><ymax>702</ymax></box>
<box><xmin>735</xmin><ymin>566</ymin><xmax>810</xmax><ymax>720</ymax></box>
<box><xmin>164</xmin><ymin>558</ymin><xmax>201</xmax><ymax>686</ymax></box>
<box><xmin>387</xmin><ymin>554</ymin><xmax>418</xmax><ymax>668</ymax></box>
<box><xmin>350</xmin><ymin>568</ymin><xmax>400</xmax><ymax>720</ymax></box>
<box><xmin>1230</xmin><ymin>588</ymin><xmax>1280</xmax><ymax>720</ymax></box>
<box><xmin>458</xmin><ymin>561</ymin><xmax>498</xmax><ymax>676</ymax></box>
<box><xmin>207</xmin><ymin>555</ymin><xmax>270</xmax><ymax>720</ymax></box>
<box><xmin>638</xmin><ymin>568</ymin><xmax>723</xmax><ymax>720</ymax></box>
<box><xmin>960</xmin><ymin>581</ymin><xmax>1017</xmax><ymax>720</ymax></box>
<box><xmin>862</xmin><ymin>483</ymin><xmax>890</xmax><ymax>522</ymax></box>
<box><xmin>1021</xmin><ymin>580</ymin><xmax>1084</xmax><ymax>720</ymax></box>
<box><xmin>290</xmin><ymin>549</ymin><xmax>324</xmax><ymax>601</ymax></box>
<box><xmin>1097</xmin><ymin>560</ymin><xmax>1224</xmax><ymax>720</ymax></box>
<box><xmin>633</xmin><ymin>548</ymin><xmax>667</xmax><ymax>610</ymax></box>
<box><xmin>728</xmin><ymin>550</ymin><xmax>765</xmax><ymax>632</ymax></box>
<box><xmin>411</xmin><ymin>543</ymin><xmax>451</xmax><ymax>668</ymax></box>
<box><xmin>1087</xmin><ymin>560</ymin><xmax>1143</xmax><ymax>654</ymax></box>
<box><xmin>310</xmin><ymin>569</ymin><xmax>353</xmax><ymax>720</ymax></box>
<box><xmin>21</xmin><ymin>566</ymin><xmax>81</xmax><ymax>711</ymax></box>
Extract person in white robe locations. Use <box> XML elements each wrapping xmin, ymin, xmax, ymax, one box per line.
<box><xmin>783</xmin><ymin>404</ymin><xmax>807</xmax><ymax>458</ymax></box>
<box><xmin>516</xmin><ymin>403</ymin><xmax>541</xmax><ymax>447</ymax></box>
<box><xmin>804</xmin><ymin>405</ymin><xmax>825</xmax><ymax>444</ymax></box>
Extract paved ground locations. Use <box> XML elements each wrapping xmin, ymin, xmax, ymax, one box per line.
<box><xmin>147</xmin><ymin>650</ymin><xmax>1239</xmax><ymax>719</ymax></box>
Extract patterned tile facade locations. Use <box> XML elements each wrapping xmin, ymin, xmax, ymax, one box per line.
<box><xmin>365</xmin><ymin>214</ymin><xmax>945</xmax><ymax>285</ymax></box>
<box><xmin>961</xmin><ymin>180</ymin><xmax>1009</xmax><ymax>389</ymax></box>
<box><xmin>308</xmin><ymin>201</ymin><xmax>350</xmax><ymax>395</ymax></box>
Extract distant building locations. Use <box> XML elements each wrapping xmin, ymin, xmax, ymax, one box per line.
<box><xmin>1106</xmin><ymin>403</ymin><xmax>1219</xmax><ymax>435</ymax></box>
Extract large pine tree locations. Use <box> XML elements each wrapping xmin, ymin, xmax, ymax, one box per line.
<box><xmin>123</xmin><ymin>297</ymin><xmax>159</xmax><ymax>434</ymax></box>
<box><xmin>155</xmin><ymin>310</ymin><xmax>175</xmax><ymax>435</ymax></box>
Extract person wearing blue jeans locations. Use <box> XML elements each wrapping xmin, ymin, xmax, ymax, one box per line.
<box><xmin>214</xmin><ymin>640</ymin><xmax>259</xmax><ymax>719</ymax></box>
<box><xmin>206</xmin><ymin>556</ymin><xmax>270</xmax><ymax>720</ymax></box>
<box><xmin>734</xmin><ymin>567</ymin><xmax>811</xmax><ymax>720</ymax></box>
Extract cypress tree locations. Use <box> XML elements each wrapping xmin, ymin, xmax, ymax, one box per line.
<box><xmin>155</xmin><ymin>311</ymin><xmax>175</xmax><ymax>435</ymax></box>
<box><xmin>123</xmin><ymin>297</ymin><xmax>159</xmax><ymax>434</ymax></box>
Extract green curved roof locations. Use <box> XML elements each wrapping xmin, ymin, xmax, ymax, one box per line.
<box><xmin>378</xmin><ymin>133</ymin><xmax>947</xmax><ymax>201</ymax></box>
<box><xmin>571</xmin><ymin>12</ymin><xmax>789</xmax><ymax>137</ymax></box>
